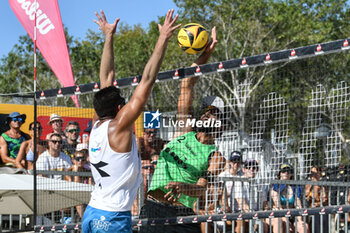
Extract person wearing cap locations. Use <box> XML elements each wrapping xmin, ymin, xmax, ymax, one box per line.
<box><xmin>82</xmin><ymin>10</ymin><xmax>181</xmax><ymax>233</ymax></box>
<box><xmin>234</xmin><ymin>160</ymin><xmax>268</xmax><ymax>233</ymax></box>
<box><xmin>0</xmin><ymin>112</ymin><xmax>30</xmax><ymax>167</ymax></box>
<box><xmin>212</xmin><ymin>151</ymin><xmax>244</xmax><ymax>232</ymax></box>
<box><xmin>81</xmin><ymin>122</ymin><xmax>91</xmax><ymax>171</ymax></box>
<box><xmin>218</xmin><ymin>151</ymin><xmax>244</xmax><ymax>209</ymax></box>
<box><xmin>15</xmin><ymin>121</ymin><xmax>45</xmax><ymax>173</ymax></box>
<box><xmin>82</xmin><ymin>120</ymin><xmax>92</xmax><ymax>145</ymax></box>
<box><xmin>47</xmin><ymin>113</ymin><xmax>66</xmax><ymax>140</ymax></box>
<box><xmin>84</xmin><ymin>120</ymin><xmax>92</xmax><ymax>134</ymax></box>
<box><xmin>270</xmin><ymin>163</ymin><xmax>309</xmax><ymax>233</ymax></box>
<box><xmin>143</xmin><ymin>26</ymin><xmax>221</xmax><ymax>232</ymax></box>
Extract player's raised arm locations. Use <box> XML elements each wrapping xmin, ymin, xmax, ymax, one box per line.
<box><xmin>94</xmin><ymin>10</ymin><xmax>120</xmax><ymax>89</ymax></box>
<box><xmin>174</xmin><ymin>27</ymin><xmax>218</xmax><ymax>137</ymax></box>
<box><xmin>116</xmin><ymin>9</ymin><xmax>181</xmax><ymax>131</ymax></box>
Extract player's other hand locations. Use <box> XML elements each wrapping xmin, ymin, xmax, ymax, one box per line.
<box><xmin>94</xmin><ymin>10</ymin><xmax>120</xmax><ymax>36</ymax></box>
<box><xmin>164</xmin><ymin>181</ymin><xmax>184</xmax><ymax>202</ymax></box>
<box><xmin>158</xmin><ymin>9</ymin><xmax>181</xmax><ymax>40</ymax></box>
<box><xmin>203</xmin><ymin>26</ymin><xmax>217</xmax><ymax>55</ymax></box>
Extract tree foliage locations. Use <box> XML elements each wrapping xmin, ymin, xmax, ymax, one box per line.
<box><xmin>173</xmin><ymin>0</ymin><xmax>350</xmax><ymax>136</ymax></box>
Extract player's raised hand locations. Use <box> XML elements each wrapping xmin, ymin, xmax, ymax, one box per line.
<box><xmin>191</xmin><ymin>26</ymin><xmax>218</xmax><ymax>66</ymax></box>
<box><xmin>203</xmin><ymin>26</ymin><xmax>218</xmax><ymax>55</ymax></box>
<box><xmin>94</xmin><ymin>10</ymin><xmax>120</xmax><ymax>36</ymax></box>
<box><xmin>158</xmin><ymin>9</ymin><xmax>182</xmax><ymax>40</ymax></box>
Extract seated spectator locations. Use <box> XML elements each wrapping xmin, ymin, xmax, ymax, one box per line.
<box><xmin>15</xmin><ymin>122</ymin><xmax>45</xmax><ymax>173</ymax></box>
<box><xmin>141</xmin><ymin>152</ymin><xmax>160</xmax><ymax>194</ymax></box>
<box><xmin>193</xmin><ymin>172</ymin><xmax>227</xmax><ymax>233</ymax></box>
<box><xmin>150</xmin><ymin>154</ymin><xmax>159</xmax><ymax>169</ymax></box>
<box><xmin>305</xmin><ymin>166</ymin><xmax>328</xmax><ymax>206</ymax></box>
<box><xmin>0</xmin><ymin>112</ymin><xmax>30</xmax><ymax>167</ymax></box>
<box><xmin>206</xmin><ymin>151</ymin><xmax>244</xmax><ymax>233</ymax></box>
<box><xmin>132</xmin><ymin>129</ymin><xmax>164</xmax><ymax>216</ymax></box>
<box><xmin>305</xmin><ymin>166</ymin><xmax>328</xmax><ymax>232</ymax></box>
<box><xmin>218</xmin><ymin>151</ymin><xmax>244</xmax><ymax>210</ymax></box>
<box><xmin>131</xmin><ymin>158</ymin><xmax>157</xmax><ymax>217</ymax></box>
<box><xmin>137</xmin><ymin>128</ymin><xmax>164</xmax><ymax>160</ymax></box>
<box><xmin>68</xmin><ymin>143</ymin><xmax>92</xmax><ymax>221</ymax></box>
<box><xmin>47</xmin><ymin>113</ymin><xmax>65</xmax><ymax>139</ymax></box>
<box><xmin>81</xmin><ymin>120</ymin><xmax>92</xmax><ymax>147</ymax></box>
<box><xmin>82</xmin><ymin>120</ymin><xmax>92</xmax><ymax>170</ymax></box>
<box><xmin>62</xmin><ymin>121</ymin><xmax>80</xmax><ymax>158</ymax></box>
<box><xmin>36</xmin><ymin>133</ymin><xmax>72</xmax><ymax>180</ymax></box>
<box><xmin>234</xmin><ymin>160</ymin><xmax>268</xmax><ymax>233</ymax></box>
<box><xmin>68</xmin><ymin>143</ymin><xmax>91</xmax><ymax>183</ymax></box>
<box><xmin>270</xmin><ymin>163</ymin><xmax>309</xmax><ymax>233</ymax></box>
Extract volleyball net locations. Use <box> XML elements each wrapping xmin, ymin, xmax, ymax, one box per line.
<box><xmin>1</xmin><ymin>38</ymin><xmax>350</xmax><ymax>232</ymax></box>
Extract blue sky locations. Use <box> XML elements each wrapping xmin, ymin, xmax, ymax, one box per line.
<box><xmin>0</xmin><ymin>0</ymin><xmax>178</xmax><ymax>58</ymax></box>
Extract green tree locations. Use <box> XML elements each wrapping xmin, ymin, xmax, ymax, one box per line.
<box><xmin>174</xmin><ymin>0</ymin><xmax>350</xmax><ymax>132</ymax></box>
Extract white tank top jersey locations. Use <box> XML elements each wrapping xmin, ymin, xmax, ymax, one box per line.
<box><xmin>88</xmin><ymin>120</ymin><xmax>142</xmax><ymax>212</ymax></box>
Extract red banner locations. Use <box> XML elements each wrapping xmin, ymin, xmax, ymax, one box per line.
<box><xmin>9</xmin><ymin>0</ymin><xmax>79</xmax><ymax>107</ymax></box>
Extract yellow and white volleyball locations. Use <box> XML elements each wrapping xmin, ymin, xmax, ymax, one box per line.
<box><xmin>177</xmin><ymin>23</ymin><xmax>209</xmax><ymax>54</ymax></box>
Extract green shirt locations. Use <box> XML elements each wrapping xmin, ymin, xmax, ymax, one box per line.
<box><xmin>1</xmin><ymin>132</ymin><xmax>27</xmax><ymax>159</ymax></box>
<box><xmin>149</xmin><ymin>131</ymin><xmax>217</xmax><ymax>208</ymax></box>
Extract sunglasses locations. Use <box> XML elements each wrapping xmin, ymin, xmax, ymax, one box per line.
<box><xmin>12</xmin><ymin>117</ymin><xmax>23</xmax><ymax>122</ymax></box>
<box><xmin>50</xmin><ymin>140</ymin><xmax>62</xmax><ymax>145</ymax></box>
<box><xmin>151</xmin><ymin>160</ymin><xmax>157</xmax><ymax>165</ymax></box>
<box><xmin>230</xmin><ymin>158</ymin><xmax>241</xmax><ymax>163</ymax></box>
<box><xmin>281</xmin><ymin>168</ymin><xmax>292</xmax><ymax>173</ymax></box>
<box><xmin>75</xmin><ymin>156</ymin><xmax>86</xmax><ymax>162</ymax></box>
<box><xmin>67</xmin><ymin>128</ymin><xmax>80</xmax><ymax>133</ymax></box>
<box><xmin>142</xmin><ymin>165</ymin><xmax>154</xmax><ymax>170</ymax></box>
<box><xmin>204</xmin><ymin>105</ymin><xmax>220</xmax><ymax>113</ymax></box>
<box><xmin>145</xmin><ymin>131</ymin><xmax>156</xmax><ymax>135</ymax></box>
<box><xmin>245</xmin><ymin>166</ymin><xmax>259</xmax><ymax>171</ymax></box>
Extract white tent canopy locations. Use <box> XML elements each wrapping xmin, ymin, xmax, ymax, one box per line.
<box><xmin>0</xmin><ymin>174</ymin><xmax>93</xmax><ymax>215</ymax></box>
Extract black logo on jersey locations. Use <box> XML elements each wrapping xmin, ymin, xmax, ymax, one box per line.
<box><xmin>91</xmin><ymin>161</ymin><xmax>110</xmax><ymax>177</ymax></box>
<box><xmin>165</xmin><ymin>147</ymin><xmax>188</xmax><ymax>169</ymax></box>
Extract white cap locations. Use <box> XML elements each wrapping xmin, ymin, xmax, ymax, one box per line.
<box><xmin>202</xmin><ymin>96</ymin><xmax>225</xmax><ymax>114</ymax></box>
<box><xmin>76</xmin><ymin>143</ymin><xmax>88</xmax><ymax>152</ymax></box>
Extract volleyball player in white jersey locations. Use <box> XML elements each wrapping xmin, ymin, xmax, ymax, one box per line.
<box><xmin>82</xmin><ymin>9</ymin><xmax>181</xmax><ymax>233</ymax></box>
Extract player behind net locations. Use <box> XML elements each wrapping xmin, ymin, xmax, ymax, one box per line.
<box><xmin>140</xmin><ymin>26</ymin><xmax>227</xmax><ymax>233</ymax></box>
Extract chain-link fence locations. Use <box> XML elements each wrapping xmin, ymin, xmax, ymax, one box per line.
<box><xmin>0</xmin><ymin>38</ymin><xmax>349</xmax><ymax>232</ymax></box>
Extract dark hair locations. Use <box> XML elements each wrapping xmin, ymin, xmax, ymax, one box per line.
<box><xmin>29</xmin><ymin>121</ymin><xmax>42</xmax><ymax>130</ymax></box>
<box><xmin>75</xmin><ymin>150</ymin><xmax>87</xmax><ymax>157</ymax></box>
<box><xmin>93</xmin><ymin>86</ymin><xmax>125</xmax><ymax>119</ymax></box>
<box><xmin>277</xmin><ymin>165</ymin><xmax>294</xmax><ymax>179</ymax></box>
<box><xmin>49</xmin><ymin>133</ymin><xmax>62</xmax><ymax>140</ymax></box>
<box><xmin>65</xmin><ymin>121</ymin><xmax>80</xmax><ymax>131</ymax></box>
<box><xmin>244</xmin><ymin>159</ymin><xmax>259</xmax><ymax>171</ymax></box>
